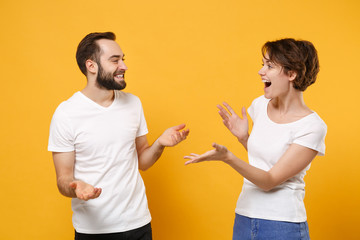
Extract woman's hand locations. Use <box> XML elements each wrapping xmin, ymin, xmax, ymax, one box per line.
<box><xmin>217</xmin><ymin>102</ymin><xmax>249</xmax><ymax>145</ymax></box>
<box><xmin>184</xmin><ymin>143</ymin><xmax>231</xmax><ymax>165</ymax></box>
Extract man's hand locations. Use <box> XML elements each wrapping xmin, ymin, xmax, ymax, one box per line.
<box><xmin>158</xmin><ymin>124</ymin><xmax>190</xmax><ymax>147</ymax></box>
<box><xmin>69</xmin><ymin>180</ymin><xmax>102</xmax><ymax>201</ymax></box>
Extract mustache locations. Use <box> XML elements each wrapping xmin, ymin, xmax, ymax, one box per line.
<box><xmin>114</xmin><ymin>70</ymin><xmax>125</xmax><ymax>75</ymax></box>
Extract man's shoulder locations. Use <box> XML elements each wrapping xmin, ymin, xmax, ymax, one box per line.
<box><xmin>116</xmin><ymin>91</ymin><xmax>142</xmax><ymax>103</ymax></box>
<box><xmin>53</xmin><ymin>92</ymin><xmax>83</xmax><ymax>114</ymax></box>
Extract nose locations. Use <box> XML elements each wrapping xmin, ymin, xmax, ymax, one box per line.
<box><xmin>258</xmin><ymin>66</ymin><xmax>265</xmax><ymax>76</ymax></box>
<box><xmin>119</xmin><ymin>60</ymin><xmax>128</xmax><ymax>71</ymax></box>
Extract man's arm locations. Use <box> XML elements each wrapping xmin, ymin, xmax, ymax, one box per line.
<box><xmin>136</xmin><ymin>124</ymin><xmax>189</xmax><ymax>171</ymax></box>
<box><xmin>52</xmin><ymin>151</ymin><xmax>101</xmax><ymax>200</ymax></box>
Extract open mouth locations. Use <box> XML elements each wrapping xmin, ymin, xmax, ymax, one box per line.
<box><xmin>262</xmin><ymin>80</ymin><xmax>271</xmax><ymax>88</ymax></box>
<box><xmin>114</xmin><ymin>73</ymin><xmax>125</xmax><ymax>80</ymax></box>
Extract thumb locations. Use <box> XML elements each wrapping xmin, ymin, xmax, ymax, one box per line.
<box><xmin>69</xmin><ymin>182</ymin><xmax>77</xmax><ymax>189</ymax></box>
<box><xmin>241</xmin><ymin>107</ymin><xmax>247</xmax><ymax>118</ymax></box>
<box><xmin>173</xmin><ymin>123</ymin><xmax>186</xmax><ymax>131</ymax></box>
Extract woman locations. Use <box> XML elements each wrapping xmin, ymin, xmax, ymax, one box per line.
<box><xmin>184</xmin><ymin>38</ymin><xmax>327</xmax><ymax>240</ymax></box>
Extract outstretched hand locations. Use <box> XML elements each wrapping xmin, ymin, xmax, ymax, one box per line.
<box><xmin>184</xmin><ymin>143</ymin><xmax>230</xmax><ymax>165</ymax></box>
<box><xmin>217</xmin><ymin>102</ymin><xmax>249</xmax><ymax>142</ymax></box>
<box><xmin>69</xmin><ymin>180</ymin><xmax>102</xmax><ymax>201</ymax></box>
<box><xmin>158</xmin><ymin>124</ymin><xmax>190</xmax><ymax>147</ymax></box>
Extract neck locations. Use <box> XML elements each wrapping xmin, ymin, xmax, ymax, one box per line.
<box><xmin>271</xmin><ymin>90</ymin><xmax>307</xmax><ymax>115</ymax></box>
<box><xmin>81</xmin><ymin>80</ymin><xmax>115</xmax><ymax>107</ymax></box>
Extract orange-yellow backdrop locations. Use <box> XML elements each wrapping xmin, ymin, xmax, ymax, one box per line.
<box><xmin>1</xmin><ymin>0</ymin><xmax>359</xmax><ymax>239</ymax></box>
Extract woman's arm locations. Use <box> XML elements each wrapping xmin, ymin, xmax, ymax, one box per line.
<box><xmin>184</xmin><ymin>143</ymin><xmax>317</xmax><ymax>191</ymax></box>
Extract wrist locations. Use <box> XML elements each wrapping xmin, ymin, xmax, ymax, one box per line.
<box><xmin>223</xmin><ymin>151</ymin><xmax>234</xmax><ymax>164</ymax></box>
<box><xmin>155</xmin><ymin>138</ymin><xmax>166</xmax><ymax>149</ymax></box>
<box><xmin>237</xmin><ymin>135</ymin><xmax>249</xmax><ymax>145</ymax></box>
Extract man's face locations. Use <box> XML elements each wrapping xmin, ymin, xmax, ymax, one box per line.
<box><xmin>95</xmin><ymin>39</ymin><xmax>128</xmax><ymax>90</ymax></box>
<box><xmin>96</xmin><ymin>61</ymin><xmax>126</xmax><ymax>90</ymax></box>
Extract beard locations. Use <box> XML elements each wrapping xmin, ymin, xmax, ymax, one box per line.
<box><xmin>96</xmin><ymin>63</ymin><xmax>126</xmax><ymax>90</ymax></box>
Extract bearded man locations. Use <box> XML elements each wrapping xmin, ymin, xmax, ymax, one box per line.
<box><xmin>48</xmin><ymin>32</ymin><xmax>189</xmax><ymax>240</ymax></box>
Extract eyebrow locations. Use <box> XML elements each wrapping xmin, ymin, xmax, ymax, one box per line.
<box><xmin>108</xmin><ymin>54</ymin><xmax>125</xmax><ymax>60</ymax></box>
<box><xmin>262</xmin><ymin>58</ymin><xmax>273</xmax><ymax>64</ymax></box>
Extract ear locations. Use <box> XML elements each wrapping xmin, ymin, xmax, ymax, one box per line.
<box><xmin>85</xmin><ymin>59</ymin><xmax>98</xmax><ymax>74</ymax></box>
<box><xmin>288</xmin><ymin>71</ymin><xmax>297</xmax><ymax>82</ymax></box>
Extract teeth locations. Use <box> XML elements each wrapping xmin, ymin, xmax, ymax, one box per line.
<box><xmin>262</xmin><ymin>79</ymin><xmax>270</xmax><ymax>83</ymax></box>
<box><xmin>116</xmin><ymin>74</ymin><xmax>124</xmax><ymax>78</ymax></box>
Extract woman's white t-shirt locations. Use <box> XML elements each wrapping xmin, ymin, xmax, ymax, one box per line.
<box><xmin>235</xmin><ymin>95</ymin><xmax>327</xmax><ymax>222</ymax></box>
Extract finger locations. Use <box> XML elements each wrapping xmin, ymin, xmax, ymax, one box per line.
<box><xmin>223</xmin><ymin>120</ymin><xmax>230</xmax><ymax>128</ymax></box>
<box><xmin>218</xmin><ymin>110</ymin><xmax>229</xmax><ymax>121</ymax></box>
<box><xmin>185</xmin><ymin>159</ymin><xmax>197</xmax><ymax>165</ymax></box>
<box><xmin>241</xmin><ymin>106</ymin><xmax>247</xmax><ymax>118</ymax></box>
<box><xmin>190</xmin><ymin>153</ymin><xmax>200</xmax><ymax>157</ymax></box>
<box><xmin>218</xmin><ymin>105</ymin><xmax>231</xmax><ymax>119</ymax></box>
<box><xmin>223</xmin><ymin>102</ymin><xmax>236</xmax><ymax>115</ymax></box>
<box><xmin>212</xmin><ymin>142</ymin><xmax>223</xmax><ymax>150</ymax></box>
<box><xmin>217</xmin><ymin>104</ymin><xmax>227</xmax><ymax>113</ymax></box>
<box><xmin>180</xmin><ymin>130</ymin><xmax>189</xmax><ymax>140</ymax></box>
<box><xmin>93</xmin><ymin>188</ymin><xmax>102</xmax><ymax>198</ymax></box>
<box><xmin>182</xmin><ymin>129</ymin><xmax>190</xmax><ymax>137</ymax></box>
<box><xmin>173</xmin><ymin>123</ymin><xmax>186</xmax><ymax>131</ymax></box>
<box><xmin>97</xmin><ymin>188</ymin><xmax>102</xmax><ymax>197</ymax></box>
<box><xmin>69</xmin><ymin>182</ymin><xmax>77</xmax><ymax>189</ymax></box>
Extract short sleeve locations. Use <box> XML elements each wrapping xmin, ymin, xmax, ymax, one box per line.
<box><xmin>48</xmin><ymin>106</ymin><xmax>75</xmax><ymax>152</ymax></box>
<box><xmin>247</xmin><ymin>95</ymin><xmax>265</xmax><ymax>121</ymax></box>
<box><xmin>293</xmin><ymin>119</ymin><xmax>327</xmax><ymax>156</ymax></box>
<box><xmin>136</xmin><ymin>101</ymin><xmax>148</xmax><ymax>137</ymax></box>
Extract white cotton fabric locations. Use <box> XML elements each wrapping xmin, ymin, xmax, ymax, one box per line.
<box><xmin>235</xmin><ymin>95</ymin><xmax>327</xmax><ymax>222</ymax></box>
<box><xmin>48</xmin><ymin>91</ymin><xmax>151</xmax><ymax>233</ymax></box>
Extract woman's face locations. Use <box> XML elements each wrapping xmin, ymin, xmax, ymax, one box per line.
<box><xmin>258</xmin><ymin>53</ymin><xmax>295</xmax><ymax>99</ymax></box>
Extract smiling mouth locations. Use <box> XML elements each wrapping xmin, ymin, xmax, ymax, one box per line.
<box><xmin>262</xmin><ymin>80</ymin><xmax>271</xmax><ymax>88</ymax></box>
<box><xmin>114</xmin><ymin>73</ymin><xmax>125</xmax><ymax>80</ymax></box>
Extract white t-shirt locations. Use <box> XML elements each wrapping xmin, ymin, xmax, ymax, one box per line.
<box><xmin>48</xmin><ymin>91</ymin><xmax>151</xmax><ymax>233</ymax></box>
<box><xmin>235</xmin><ymin>95</ymin><xmax>327</xmax><ymax>222</ymax></box>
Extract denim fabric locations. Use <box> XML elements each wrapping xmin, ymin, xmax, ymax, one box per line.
<box><xmin>233</xmin><ymin>214</ymin><xmax>310</xmax><ymax>240</ymax></box>
<box><xmin>75</xmin><ymin>223</ymin><xmax>152</xmax><ymax>240</ymax></box>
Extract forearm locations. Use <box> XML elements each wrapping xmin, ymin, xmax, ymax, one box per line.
<box><xmin>138</xmin><ymin>139</ymin><xmax>165</xmax><ymax>171</ymax></box>
<box><xmin>224</xmin><ymin>152</ymin><xmax>277</xmax><ymax>191</ymax></box>
<box><xmin>57</xmin><ymin>175</ymin><xmax>77</xmax><ymax>198</ymax></box>
<box><xmin>237</xmin><ymin>134</ymin><xmax>249</xmax><ymax>151</ymax></box>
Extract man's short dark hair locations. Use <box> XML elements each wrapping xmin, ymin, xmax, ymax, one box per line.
<box><xmin>76</xmin><ymin>32</ymin><xmax>116</xmax><ymax>76</ymax></box>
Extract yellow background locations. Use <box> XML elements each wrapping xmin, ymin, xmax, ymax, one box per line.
<box><xmin>1</xmin><ymin>0</ymin><xmax>359</xmax><ymax>239</ymax></box>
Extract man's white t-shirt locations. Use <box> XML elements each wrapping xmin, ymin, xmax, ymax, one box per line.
<box><xmin>235</xmin><ymin>95</ymin><xmax>327</xmax><ymax>222</ymax></box>
<box><xmin>48</xmin><ymin>91</ymin><xmax>151</xmax><ymax>233</ymax></box>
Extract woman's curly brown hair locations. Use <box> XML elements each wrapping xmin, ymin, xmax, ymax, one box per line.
<box><xmin>262</xmin><ymin>38</ymin><xmax>320</xmax><ymax>91</ymax></box>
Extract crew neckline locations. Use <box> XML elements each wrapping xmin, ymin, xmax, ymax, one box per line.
<box><xmin>265</xmin><ymin>97</ymin><xmax>316</xmax><ymax>125</ymax></box>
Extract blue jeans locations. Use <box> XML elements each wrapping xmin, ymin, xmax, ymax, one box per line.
<box><xmin>233</xmin><ymin>214</ymin><xmax>310</xmax><ymax>240</ymax></box>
